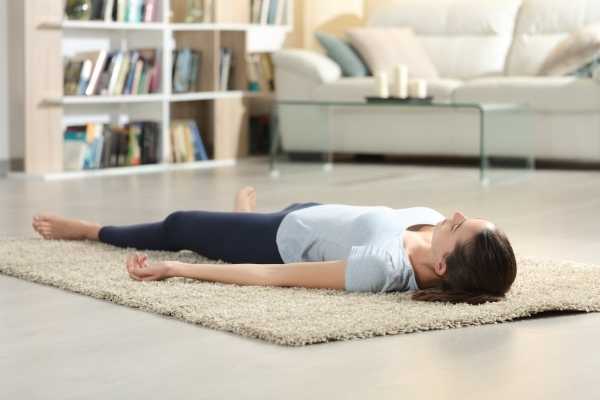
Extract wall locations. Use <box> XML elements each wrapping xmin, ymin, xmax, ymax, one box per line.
<box><xmin>0</xmin><ymin>0</ymin><xmax>8</xmax><ymax>167</ymax></box>
<box><xmin>284</xmin><ymin>0</ymin><xmax>364</xmax><ymax>51</ymax></box>
<box><xmin>283</xmin><ymin>0</ymin><xmax>399</xmax><ymax>51</ymax></box>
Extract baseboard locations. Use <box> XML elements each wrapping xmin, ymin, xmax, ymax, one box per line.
<box><xmin>0</xmin><ymin>158</ymin><xmax>24</xmax><ymax>176</ymax></box>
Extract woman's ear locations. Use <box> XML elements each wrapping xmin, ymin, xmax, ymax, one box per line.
<box><xmin>434</xmin><ymin>259</ymin><xmax>447</xmax><ymax>278</ymax></box>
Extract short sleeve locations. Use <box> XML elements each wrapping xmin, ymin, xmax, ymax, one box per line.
<box><xmin>344</xmin><ymin>244</ymin><xmax>394</xmax><ymax>293</ymax></box>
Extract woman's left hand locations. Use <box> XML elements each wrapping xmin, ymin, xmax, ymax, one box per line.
<box><xmin>126</xmin><ymin>252</ymin><xmax>172</xmax><ymax>281</ymax></box>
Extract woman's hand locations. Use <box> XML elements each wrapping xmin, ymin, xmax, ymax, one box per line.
<box><xmin>126</xmin><ymin>252</ymin><xmax>174</xmax><ymax>281</ymax></box>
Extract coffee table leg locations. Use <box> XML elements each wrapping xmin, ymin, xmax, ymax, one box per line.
<box><xmin>269</xmin><ymin>103</ymin><xmax>281</xmax><ymax>178</ymax></box>
<box><xmin>324</xmin><ymin>106</ymin><xmax>334</xmax><ymax>172</ymax></box>
<box><xmin>479</xmin><ymin>107</ymin><xmax>490</xmax><ymax>185</ymax></box>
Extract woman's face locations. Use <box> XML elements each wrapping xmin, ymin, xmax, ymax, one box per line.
<box><xmin>431</xmin><ymin>211</ymin><xmax>496</xmax><ymax>276</ymax></box>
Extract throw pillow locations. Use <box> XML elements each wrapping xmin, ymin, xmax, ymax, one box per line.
<box><xmin>539</xmin><ymin>22</ymin><xmax>600</xmax><ymax>76</ymax></box>
<box><xmin>315</xmin><ymin>32</ymin><xmax>370</xmax><ymax>77</ymax></box>
<box><xmin>346</xmin><ymin>27</ymin><xmax>439</xmax><ymax>80</ymax></box>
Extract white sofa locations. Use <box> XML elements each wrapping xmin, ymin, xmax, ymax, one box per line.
<box><xmin>273</xmin><ymin>0</ymin><xmax>600</xmax><ymax>162</ymax></box>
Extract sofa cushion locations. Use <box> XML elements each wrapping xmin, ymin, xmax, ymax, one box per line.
<box><xmin>315</xmin><ymin>32</ymin><xmax>370</xmax><ymax>77</ymax></box>
<box><xmin>506</xmin><ymin>0</ymin><xmax>600</xmax><ymax>76</ymax></box>
<box><xmin>346</xmin><ymin>28</ymin><xmax>439</xmax><ymax>80</ymax></box>
<box><xmin>452</xmin><ymin>76</ymin><xmax>600</xmax><ymax>111</ymax></box>
<box><xmin>539</xmin><ymin>22</ymin><xmax>600</xmax><ymax>76</ymax></box>
<box><xmin>367</xmin><ymin>0</ymin><xmax>522</xmax><ymax>79</ymax></box>
<box><xmin>312</xmin><ymin>78</ymin><xmax>463</xmax><ymax>103</ymax></box>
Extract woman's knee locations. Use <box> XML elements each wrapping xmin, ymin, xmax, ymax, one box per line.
<box><xmin>163</xmin><ymin>211</ymin><xmax>189</xmax><ymax>233</ymax></box>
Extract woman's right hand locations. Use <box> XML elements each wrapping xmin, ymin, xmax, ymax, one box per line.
<box><xmin>126</xmin><ymin>252</ymin><xmax>174</xmax><ymax>281</ymax></box>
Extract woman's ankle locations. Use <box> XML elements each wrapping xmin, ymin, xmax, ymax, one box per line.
<box><xmin>83</xmin><ymin>223</ymin><xmax>102</xmax><ymax>241</ymax></box>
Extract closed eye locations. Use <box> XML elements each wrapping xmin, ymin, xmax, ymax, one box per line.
<box><xmin>453</xmin><ymin>220</ymin><xmax>466</xmax><ymax>232</ymax></box>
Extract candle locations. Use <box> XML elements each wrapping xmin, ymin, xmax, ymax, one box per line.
<box><xmin>409</xmin><ymin>79</ymin><xmax>428</xmax><ymax>99</ymax></box>
<box><xmin>393</xmin><ymin>64</ymin><xmax>408</xmax><ymax>98</ymax></box>
<box><xmin>375</xmin><ymin>71</ymin><xmax>389</xmax><ymax>98</ymax></box>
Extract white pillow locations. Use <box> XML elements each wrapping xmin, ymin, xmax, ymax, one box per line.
<box><xmin>539</xmin><ymin>22</ymin><xmax>600</xmax><ymax>76</ymax></box>
<box><xmin>346</xmin><ymin>27</ymin><xmax>439</xmax><ymax>80</ymax></box>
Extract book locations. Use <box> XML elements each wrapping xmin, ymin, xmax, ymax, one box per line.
<box><xmin>113</xmin><ymin>53</ymin><xmax>131</xmax><ymax>95</ymax></box>
<box><xmin>260</xmin><ymin>0</ymin><xmax>270</xmax><ymax>24</ymax></box>
<box><xmin>128</xmin><ymin>123</ymin><xmax>143</xmax><ymax>165</ymax></box>
<box><xmin>85</xmin><ymin>50</ymin><xmax>107</xmax><ymax>95</ymax></box>
<box><xmin>267</xmin><ymin>0</ymin><xmax>278</xmax><ymax>24</ymax></box>
<box><xmin>117</xmin><ymin>0</ymin><xmax>127</xmax><ymax>22</ymax></box>
<box><xmin>143</xmin><ymin>0</ymin><xmax>156</xmax><ymax>22</ymax></box>
<box><xmin>123</xmin><ymin>51</ymin><xmax>139</xmax><ymax>94</ymax></box>
<box><xmin>131</xmin><ymin>59</ymin><xmax>144</xmax><ymax>95</ymax></box>
<box><xmin>172</xmin><ymin>49</ymin><xmax>201</xmax><ymax>93</ymax></box>
<box><xmin>90</xmin><ymin>0</ymin><xmax>106</xmax><ymax>20</ymax></box>
<box><xmin>104</xmin><ymin>0</ymin><xmax>115</xmax><ymax>22</ymax></box>
<box><xmin>77</xmin><ymin>59</ymin><xmax>93</xmax><ymax>95</ymax></box>
<box><xmin>189</xmin><ymin>52</ymin><xmax>201</xmax><ymax>91</ymax></box>
<box><xmin>183</xmin><ymin>124</ymin><xmax>195</xmax><ymax>162</ymax></box>
<box><xmin>107</xmin><ymin>52</ymin><xmax>124</xmax><ymax>94</ymax></box>
<box><xmin>203</xmin><ymin>0</ymin><xmax>214</xmax><ymax>22</ymax></box>
<box><xmin>64</xmin><ymin>60</ymin><xmax>83</xmax><ymax>96</ymax></box>
<box><xmin>63</xmin><ymin>126</ymin><xmax>88</xmax><ymax>170</ymax></box>
<box><xmin>141</xmin><ymin>122</ymin><xmax>159</xmax><ymax>164</ymax></box>
<box><xmin>219</xmin><ymin>48</ymin><xmax>232</xmax><ymax>91</ymax></box>
<box><xmin>251</xmin><ymin>0</ymin><xmax>262</xmax><ymax>23</ymax></box>
<box><xmin>189</xmin><ymin>121</ymin><xmax>209</xmax><ymax>160</ymax></box>
<box><xmin>137</xmin><ymin>49</ymin><xmax>158</xmax><ymax>93</ymax></box>
<box><xmin>128</xmin><ymin>0</ymin><xmax>143</xmax><ymax>22</ymax></box>
<box><xmin>173</xmin><ymin>49</ymin><xmax>192</xmax><ymax>93</ymax></box>
<box><xmin>275</xmin><ymin>0</ymin><xmax>287</xmax><ymax>25</ymax></box>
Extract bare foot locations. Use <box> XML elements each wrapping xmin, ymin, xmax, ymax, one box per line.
<box><xmin>32</xmin><ymin>213</ymin><xmax>101</xmax><ymax>241</ymax></box>
<box><xmin>234</xmin><ymin>186</ymin><xmax>257</xmax><ymax>212</ymax></box>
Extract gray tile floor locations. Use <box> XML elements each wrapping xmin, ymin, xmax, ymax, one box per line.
<box><xmin>1</xmin><ymin>158</ymin><xmax>599</xmax><ymax>399</ymax></box>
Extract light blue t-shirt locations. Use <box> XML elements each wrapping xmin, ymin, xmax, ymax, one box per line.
<box><xmin>275</xmin><ymin>205</ymin><xmax>445</xmax><ymax>293</ymax></box>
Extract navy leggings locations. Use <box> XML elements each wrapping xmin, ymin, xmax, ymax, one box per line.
<box><xmin>98</xmin><ymin>202</ymin><xmax>321</xmax><ymax>264</ymax></box>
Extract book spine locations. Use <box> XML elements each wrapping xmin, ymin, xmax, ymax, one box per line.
<box><xmin>85</xmin><ymin>50</ymin><xmax>107</xmax><ymax>96</ymax></box>
<box><xmin>104</xmin><ymin>0</ymin><xmax>115</xmax><ymax>22</ymax></box>
<box><xmin>144</xmin><ymin>0</ymin><xmax>155</xmax><ymax>22</ymax></box>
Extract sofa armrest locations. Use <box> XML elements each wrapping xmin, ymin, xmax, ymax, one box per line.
<box><xmin>272</xmin><ymin>49</ymin><xmax>341</xmax><ymax>84</ymax></box>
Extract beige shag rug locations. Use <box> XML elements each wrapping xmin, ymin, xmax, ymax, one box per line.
<box><xmin>1</xmin><ymin>238</ymin><xmax>599</xmax><ymax>346</ymax></box>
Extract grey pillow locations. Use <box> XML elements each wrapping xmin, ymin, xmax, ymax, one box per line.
<box><xmin>315</xmin><ymin>32</ymin><xmax>369</xmax><ymax>77</ymax></box>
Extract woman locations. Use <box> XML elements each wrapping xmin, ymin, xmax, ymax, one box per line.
<box><xmin>31</xmin><ymin>186</ymin><xmax>517</xmax><ymax>305</ymax></box>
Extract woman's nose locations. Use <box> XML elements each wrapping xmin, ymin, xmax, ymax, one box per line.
<box><xmin>452</xmin><ymin>211</ymin><xmax>465</xmax><ymax>223</ymax></box>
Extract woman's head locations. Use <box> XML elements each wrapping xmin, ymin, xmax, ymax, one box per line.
<box><xmin>412</xmin><ymin>211</ymin><xmax>517</xmax><ymax>305</ymax></box>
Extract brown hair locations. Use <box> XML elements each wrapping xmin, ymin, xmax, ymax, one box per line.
<box><xmin>411</xmin><ymin>228</ymin><xmax>517</xmax><ymax>305</ymax></box>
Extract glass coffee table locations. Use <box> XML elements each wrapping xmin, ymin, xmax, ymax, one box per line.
<box><xmin>269</xmin><ymin>100</ymin><xmax>535</xmax><ymax>185</ymax></box>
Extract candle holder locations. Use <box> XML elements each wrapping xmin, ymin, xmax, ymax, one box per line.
<box><xmin>365</xmin><ymin>96</ymin><xmax>434</xmax><ymax>104</ymax></box>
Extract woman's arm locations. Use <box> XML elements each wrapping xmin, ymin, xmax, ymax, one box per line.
<box><xmin>126</xmin><ymin>253</ymin><xmax>347</xmax><ymax>290</ymax></box>
<box><xmin>168</xmin><ymin>260</ymin><xmax>348</xmax><ymax>290</ymax></box>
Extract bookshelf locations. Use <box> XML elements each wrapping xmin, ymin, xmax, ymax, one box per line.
<box><xmin>7</xmin><ymin>0</ymin><xmax>292</xmax><ymax>179</ymax></box>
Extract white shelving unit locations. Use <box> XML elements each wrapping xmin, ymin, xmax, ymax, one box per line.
<box><xmin>7</xmin><ymin>0</ymin><xmax>292</xmax><ymax>180</ymax></box>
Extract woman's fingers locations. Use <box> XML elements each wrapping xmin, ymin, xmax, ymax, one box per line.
<box><xmin>126</xmin><ymin>253</ymin><xmax>162</xmax><ymax>282</ymax></box>
<box><xmin>127</xmin><ymin>254</ymin><xmax>145</xmax><ymax>281</ymax></box>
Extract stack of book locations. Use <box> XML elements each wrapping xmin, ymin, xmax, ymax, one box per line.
<box><xmin>63</xmin><ymin>49</ymin><xmax>161</xmax><ymax>96</ymax></box>
<box><xmin>63</xmin><ymin>121</ymin><xmax>160</xmax><ymax>171</ymax></box>
<box><xmin>219</xmin><ymin>48</ymin><xmax>233</xmax><ymax>91</ymax></box>
<box><xmin>250</xmin><ymin>0</ymin><xmax>289</xmax><ymax>25</ymax></box>
<box><xmin>246</xmin><ymin>53</ymin><xmax>274</xmax><ymax>92</ymax></box>
<box><xmin>170</xmin><ymin>120</ymin><xmax>209</xmax><ymax>163</ymax></box>
<box><xmin>65</xmin><ymin>0</ymin><xmax>159</xmax><ymax>23</ymax></box>
<box><xmin>172</xmin><ymin>49</ymin><xmax>201</xmax><ymax>93</ymax></box>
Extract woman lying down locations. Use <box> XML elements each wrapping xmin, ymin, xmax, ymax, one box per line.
<box><xmin>32</xmin><ymin>186</ymin><xmax>517</xmax><ymax>305</ymax></box>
